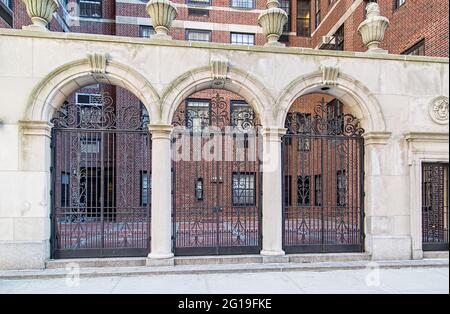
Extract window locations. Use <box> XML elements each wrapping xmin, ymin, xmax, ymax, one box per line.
<box><xmin>79</xmin><ymin>0</ymin><xmax>102</xmax><ymax>18</ymax></box>
<box><xmin>314</xmin><ymin>175</ymin><xmax>322</xmax><ymax>206</ymax></box>
<box><xmin>231</xmin><ymin>33</ymin><xmax>255</xmax><ymax>46</ymax></box>
<box><xmin>0</xmin><ymin>0</ymin><xmax>13</xmax><ymax>27</ymax></box>
<box><xmin>80</xmin><ymin>136</ymin><xmax>101</xmax><ymax>154</ymax></box>
<box><xmin>315</xmin><ymin>0</ymin><xmax>321</xmax><ymax>28</ymax></box>
<box><xmin>139</xmin><ymin>26</ymin><xmax>155</xmax><ymax>38</ymax></box>
<box><xmin>297</xmin><ymin>176</ymin><xmax>311</xmax><ymax>206</ymax></box>
<box><xmin>140</xmin><ymin>171</ymin><xmax>151</xmax><ymax>207</ymax></box>
<box><xmin>188</xmin><ymin>8</ymin><xmax>210</xmax><ymax>17</ymax></box>
<box><xmin>187</xmin><ymin>0</ymin><xmax>211</xmax><ymax>5</ymax></box>
<box><xmin>186</xmin><ymin>29</ymin><xmax>212</xmax><ymax>42</ymax></box>
<box><xmin>231</xmin><ymin>101</ymin><xmax>256</xmax><ymax>132</ymax></box>
<box><xmin>231</xmin><ymin>0</ymin><xmax>255</xmax><ymax>9</ymax></box>
<box><xmin>297</xmin><ymin>113</ymin><xmax>311</xmax><ymax>151</ymax></box>
<box><xmin>232</xmin><ymin>173</ymin><xmax>256</xmax><ymax>206</ymax></box>
<box><xmin>327</xmin><ymin>99</ymin><xmax>344</xmax><ymax>134</ymax></box>
<box><xmin>402</xmin><ymin>39</ymin><xmax>425</xmax><ymax>56</ymax></box>
<box><xmin>61</xmin><ymin>172</ymin><xmax>70</xmax><ymax>207</ymax></box>
<box><xmin>195</xmin><ymin>178</ymin><xmax>204</xmax><ymax>201</ymax></box>
<box><xmin>186</xmin><ymin>99</ymin><xmax>210</xmax><ymax>131</ymax></box>
<box><xmin>284</xmin><ymin>175</ymin><xmax>292</xmax><ymax>207</ymax></box>
<box><xmin>297</xmin><ymin>0</ymin><xmax>311</xmax><ymax>37</ymax></box>
<box><xmin>280</xmin><ymin>0</ymin><xmax>291</xmax><ymax>32</ymax></box>
<box><xmin>394</xmin><ymin>0</ymin><xmax>406</xmax><ymax>10</ymax></box>
<box><xmin>336</xmin><ymin>170</ymin><xmax>347</xmax><ymax>207</ymax></box>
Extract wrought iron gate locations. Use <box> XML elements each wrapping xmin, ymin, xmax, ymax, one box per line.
<box><xmin>422</xmin><ymin>163</ymin><xmax>449</xmax><ymax>251</ymax></box>
<box><xmin>172</xmin><ymin>94</ymin><xmax>262</xmax><ymax>255</ymax></box>
<box><xmin>282</xmin><ymin>99</ymin><xmax>365</xmax><ymax>253</ymax></box>
<box><xmin>51</xmin><ymin>94</ymin><xmax>151</xmax><ymax>258</ymax></box>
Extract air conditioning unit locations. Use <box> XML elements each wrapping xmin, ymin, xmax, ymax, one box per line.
<box><xmin>318</xmin><ymin>36</ymin><xmax>336</xmax><ymax>49</ymax></box>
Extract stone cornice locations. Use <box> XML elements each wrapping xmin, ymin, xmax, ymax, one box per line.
<box><xmin>404</xmin><ymin>132</ymin><xmax>450</xmax><ymax>143</ymax></box>
<box><xmin>363</xmin><ymin>131</ymin><xmax>392</xmax><ymax>146</ymax></box>
<box><xmin>0</xmin><ymin>29</ymin><xmax>447</xmax><ymax>64</ymax></box>
<box><xmin>19</xmin><ymin>120</ymin><xmax>53</xmax><ymax>138</ymax></box>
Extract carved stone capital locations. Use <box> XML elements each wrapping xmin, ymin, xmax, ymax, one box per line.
<box><xmin>148</xmin><ymin>124</ymin><xmax>174</xmax><ymax>139</ymax></box>
<box><xmin>19</xmin><ymin>120</ymin><xmax>53</xmax><ymax>138</ymax></box>
<box><xmin>87</xmin><ymin>52</ymin><xmax>108</xmax><ymax>76</ymax></box>
<box><xmin>146</xmin><ymin>0</ymin><xmax>178</xmax><ymax>40</ymax></box>
<box><xmin>21</xmin><ymin>0</ymin><xmax>59</xmax><ymax>31</ymax></box>
<box><xmin>210</xmin><ymin>56</ymin><xmax>229</xmax><ymax>88</ymax></box>
<box><xmin>258</xmin><ymin>1</ymin><xmax>288</xmax><ymax>47</ymax></box>
<box><xmin>320</xmin><ymin>65</ymin><xmax>339</xmax><ymax>86</ymax></box>
<box><xmin>357</xmin><ymin>2</ymin><xmax>390</xmax><ymax>54</ymax></box>
<box><xmin>428</xmin><ymin>96</ymin><xmax>449</xmax><ymax>125</ymax></box>
<box><xmin>261</xmin><ymin>127</ymin><xmax>287</xmax><ymax>141</ymax></box>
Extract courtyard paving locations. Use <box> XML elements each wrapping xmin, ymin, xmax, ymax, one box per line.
<box><xmin>0</xmin><ymin>266</ymin><xmax>448</xmax><ymax>294</ymax></box>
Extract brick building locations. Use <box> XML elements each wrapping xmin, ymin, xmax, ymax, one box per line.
<box><xmin>1</xmin><ymin>1</ymin><xmax>448</xmax><ymax>56</ymax></box>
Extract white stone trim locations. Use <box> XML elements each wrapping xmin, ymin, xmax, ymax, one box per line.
<box><xmin>116</xmin><ymin>15</ymin><xmax>263</xmax><ymax>33</ymax></box>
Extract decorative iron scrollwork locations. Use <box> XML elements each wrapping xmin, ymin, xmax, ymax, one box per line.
<box><xmin>51</xmin><ymin>92</ymin><xmax>149</xmax><ymax>130</ymax></box>
<box><xmin>285</xmin><ymin>98</ymin><xmax>365</xmax><ymax>137</ymax></box>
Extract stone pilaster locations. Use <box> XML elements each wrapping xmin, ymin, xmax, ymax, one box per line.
<box><xmin>258</xmin><ymin>0</ymin><xmax>288</xmax><ymax>47</ymax></box>
<box><xmin>21</xmin><ymin>0</ymin><xmax>59</xmax><ymax>31</ymax></box>
<box><xmin>357</xmin><ymin>2</ymin><xmax>390</xmax><ymax>54</ymax></box>
<box><xmin>260</xmin><ymin>127</ymin><xmax>287</xmax><ymax>261</ymax></box>
<box><xmin>145</xmin><ymin>0</ymin><xmax>178</xmax><ymax>40</ymax></box>
<box><xmin>147</xmin><ymin>124</ymin><xmax>174</xmax><ymax>266</ymax></box>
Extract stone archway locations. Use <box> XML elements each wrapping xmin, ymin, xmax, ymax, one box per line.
<box><xmin>25</xmin><ymin>57</ymin><xmax>161</xmax><ymax>123</ymax></box>
<box><xmin>274</xmin><ymin>70</ymin><xmax>387</xmax><ymax>133</ymax></box>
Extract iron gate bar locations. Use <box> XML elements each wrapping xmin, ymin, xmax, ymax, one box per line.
<box><xmin>51</xmin><ymin>94</ymin><xmax>151</xmax><ymax>259</ymax></box>
<box><xmin>282</xmin><ymin>98</ymin><xmax>365</xmax><ymax>254</ymax></box>
<box><xmin>172</xmin><ymin>93</ymin><xmax>262</xmax><ymax>256</ymax></box>
<box><xmin>422</xmin><ymin>162</ymin><xmax>449</xmax><ymax>251</ymax></box>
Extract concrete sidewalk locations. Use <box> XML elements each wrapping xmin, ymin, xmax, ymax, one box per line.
<box><xmin>0</xmin><ymin>265</ymin><xmax>448</xmax><ymax>294</ymax></box>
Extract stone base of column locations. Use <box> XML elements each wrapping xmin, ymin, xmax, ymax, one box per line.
<box><xmin>262</xmin><ymin>255</ymin><xmax>289</xmax><ymax>264</ymax></box>
<box><xmin>146</xmin><ymin>252</ymin><xmax>175</xmax><ymax>267</ymax></box>
<box><xmin>264</xmin><ymin>41</ymin><xmax>286</xmax><ymax>48</ymax></box>
<box><xmin>151</xmin><ymin>34</ymin><xmax>173</xmax><ymax>40</ymax></box>
<box><xmin>22</xmin><ymin>25</ymin><xmax>50</xmax><ymax>32</ymax></box>
<box><xmin>146</xmin><ymin>256</ymin><xmax>175</xmax><ymax>267</ymax></box>
<box><xmin>365</xmin><ymin>48</ymin><xmax>389</xmax><ymax>54</ymax></box>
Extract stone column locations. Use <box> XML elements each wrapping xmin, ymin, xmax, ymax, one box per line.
<box><xmin>147</xmin><ymin>124</ymin><xmax>174</xmax><ymax>266</ymax></box>
<box><xmin>260</xmin><ymin>127</ymin><xmax>288</xmax><ymax>262</ymax></box>
<box><xmin>258</xmin><ymin>0</ymin><xmax>288</xmax><ymax>47</ymax></box>
<box><xmin>145</xmin><ymin>0</ymin><xmax>178</xmax><ymax>40</ymax></box>
<box><xmin>357</xmin><ymin>2</ymin><xmax>390</xmax><ymax>54</ymax></box>
<box><xmin>21</xmin><ymin>0</ymin><xmax>59</xmax><ymax>31</ymax></box>
<box><xmin>364</xmin><ymin>132</ymin><xmax>412</xmax><ymax>260</ymax></box>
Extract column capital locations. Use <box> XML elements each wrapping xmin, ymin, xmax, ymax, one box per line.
<box><xmin>363</xmin><ymin>131</ymin><xmax>391</xmax><ymax>146</ymax></box>
<box><xmin>148</xmin><ymin>124</ymin><xmax>173</xmax><ymax>139</ymax></box>
<box><xmin>19</xmin><ymin>120</ymin><xmax>53</xmax><ymax>138</ymax></box>
<box><xmin>261</xmin><ymin>127</ymin><xmax>287</xmax><ymax>140</ymax></box>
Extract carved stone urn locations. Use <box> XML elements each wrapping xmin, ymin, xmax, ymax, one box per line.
<box><xmin>21</xmin><ymin>0</ymin><xmax>59</xmax><ymax>31</ymax></box>
<box><xmin>145</xmin><ymin>0</ymin><xmax>178</xmax><ymax>40</ymax></box>
<box><xmin>357</xmin><ymin>2</ymin><xmax>390</xmax><ymax>53</ymax></box>
<box><xmin>258</xmin><ymin>0</ymin><xmax>288</xmax><ymax>47</ymax></box>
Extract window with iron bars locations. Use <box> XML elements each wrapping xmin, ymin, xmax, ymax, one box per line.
<box><xmin>232</xmin><ymin>173</ymin><xmax>256</xmax><ymax>206</ymax></box>
<box><xmin>185</xmin><ymin>99</ymin><xmax>211</xmax><ymax>131</ymax></box>
<box><xmin>79</xmin><ymin>0</ymin><xmax>102</xmax><ymax>18</ymax></box>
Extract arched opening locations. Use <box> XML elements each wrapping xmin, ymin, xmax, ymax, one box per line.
<box><xmin>171</xmin><ymin>89</ymin><xmax>262</xmax><ymax>256</ymax></box>
<box><xmin>282</xmin><ymin>93</ymin><xmax>365</xmax><ymax>254</ymax></box>
<box><xmin>51</xmin><ymin>83</ymin><xmax>152</xmax><ymax>259</ymax></box>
